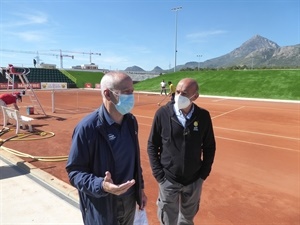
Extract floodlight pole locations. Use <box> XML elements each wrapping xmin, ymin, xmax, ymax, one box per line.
<box><xmin>172</xmin><ymin>6</ymin><xmax>182</xmax><ymax>72</ymax></box>
<box><xmin>197</xmin><ymin>54</ymin><xmax>202</xmax><ymax>71</ymax></box>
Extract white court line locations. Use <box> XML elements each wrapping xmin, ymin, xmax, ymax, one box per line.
<box><xmin>198</xmin><ymin>94</ymin><xmax>300</xmax><ymax>104</ymax></box>
<box><xmin>216</xmin><ymin>136</ymin><xmax>298</xmax><ymax>153</ymax></box>
<box><xmin>215</xmin><ymin>126</ymin><xmax>299</xmax><ymax>141</ymax></box>
<box><xmin>138</xmin><ymin>122</ymin><xmax>299</xmax><ymax>152</ymax></box>
<box><xmin>137</xmin><ymin>106</ymin><xmax>245</xmax><ymax>121</ymax></box>
<box><xmin>212</xmin><ymin>106</ymin><xmax>245</xmax><ymax>120</ymax></box>
<box><xmin>136</xmin><ymin>115</ymin><xmax>155</xmax><ymax>119</ymax></box>
<box><xmin>212</xmin><ymin>98</ymin><xmax>227</xmax><ymax>102</ymax></box>
<box><xmin>139</xmin><ymin>122</ymin><xmax>152</xmax><ymax>127</ymax></box>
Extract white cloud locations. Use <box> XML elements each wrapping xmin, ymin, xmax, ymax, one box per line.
<box><xmin>3</xmin><ymin>30</ymin><xmax>48</xmax><ymax>43</ymax></box>
<box><xmin>102</xmin><ymin>55</ymin><xmax>129</xmax><ymax>64</ymax></box>
<box><xmin>16</xmin><ymin>31</ymin><xmax>45</xmax><ymax>42</ymax></box>
<box><xmin>129</xmin><ymin>46</ymin><xmax>151</xmax><ymax>54</ymax></box>
<box><xmin>1</xmin><ymin>11</ymin><xmax>48</xmax><ymax>28</ymax></box>
<box><xmin>186</xmin><ymin>30</ymin><xmax>228</xmax><ymax>41</ymax></box>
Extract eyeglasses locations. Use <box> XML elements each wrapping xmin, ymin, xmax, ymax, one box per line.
<box><xmin>109</xmin><ymin>89</ymin><xmax>120</xmax><ymax>96</ymax></box>
<box><xmin>109</xmin><ymin>89</ymin><xmax>134</xmax><ymax>95</ymax></box>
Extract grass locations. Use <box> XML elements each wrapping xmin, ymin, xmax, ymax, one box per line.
<box><xmin>66</xmin><ymin>69</ymin><xmax>300</xmax><ymax>101</ymax></box>
<box><xmin>66</xmin><ymin>70</ymin><xmax>104</xmax><ymax>88</ymax></box>
<box><xmin>134</xmin><ymin>70</ymin><xmax>300</xmax><ymax>101</ymax></box>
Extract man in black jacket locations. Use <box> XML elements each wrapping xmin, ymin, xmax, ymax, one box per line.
<box><xmin>147</xmin><ymin>78</ymin><xmax>216</xmax><ymax>225</ymax></box>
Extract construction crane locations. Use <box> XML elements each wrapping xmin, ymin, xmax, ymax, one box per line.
<box><xmin>50</xmin><ymin>49</ymin><xmax>75</xmax><ymax>68</ymax></box>
<box><xmin>52</xmin><ymin>50</ymin><xmax>101</xmax><ymax>64</ymax></box>
<box><xmin>0</xmin><ymin>49</ymin><xmax>74</xmax><ymax>68</ymax></box>
<box><xmin>0</xmin><ymin>49</ymin><xmax>58</xmax><ymax>65</ymax></box>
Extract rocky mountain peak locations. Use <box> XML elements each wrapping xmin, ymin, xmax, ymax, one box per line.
<box><xmin>230</xmin><ymin>35</ymin><xmax>280</xmax><ymax>57</ymax></box>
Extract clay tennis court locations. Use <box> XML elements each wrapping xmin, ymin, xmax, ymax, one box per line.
<box><xmin>0</xmin><ymin>89</ymin><xmax>299</xmax><ymax>225</ymax></box>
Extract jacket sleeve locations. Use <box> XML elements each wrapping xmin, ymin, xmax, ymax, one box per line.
<box><xmin>199</xmin><ymin>111</ymin><xmax>216</xmax><ymax>180</ymax></box>
<box><xmin>147</xmin><ymin>110</ymin><xmax>165</xmax><ymax>183</ymax></box>
<box><xmin>66</xmin><ymin>125</ymin><xmax>108</xmax><ymax>198</ymax></box>
<box><xmin>133</xmin><ymin>117</ymin><xmax>145</xmax><ymax>190</ymax></box>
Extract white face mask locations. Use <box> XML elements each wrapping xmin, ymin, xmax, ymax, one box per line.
<box><xmin>175</xmin><ymin>94</ymin><xmax>191</xmax><ymax>109</ymax></box>
<box><xmin>110</xmin><ymin>89</ymin><xmax>135</xmax><ymax>115</ymax></box>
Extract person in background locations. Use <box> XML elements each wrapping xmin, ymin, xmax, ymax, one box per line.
<box><xmin>8</xmin><ymin>64</ymin><xmax>18</xmax><ymax>74</ymax></box>
<box><xmin>147</xmin><ymin>78</ymin><xmax>216</xmax><ymax>225</ymax></box>
<box><xmin>66</xmin><ymin>71</ymin><xmax>147</xmax><ymax>225</ymax></box>
<box><xmin>0</xmin><ymin>91</ymin><xmax>25</xmax><ymax>111</ymax></box>
<box><xmin>160</xmin><ymin>79</ymin><xmax>167</xmax><ymax>95</ymax></box>
<box><xmin>168</xmin><ymin>81</ymin><xmax>176</xmax><ymax>102</ymax></box>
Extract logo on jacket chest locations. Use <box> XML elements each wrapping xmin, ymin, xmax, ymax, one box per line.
<box><xmin>108</xmin><ymin>133</ymin><xmax>116</xmax><ymax>141</ymax></box>
<box><xmin>193</xmin><ymin>121</ymin><xmax>199</xmax><ymax>132</ymax></box>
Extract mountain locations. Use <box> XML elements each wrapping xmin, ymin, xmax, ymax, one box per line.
<box><xmin>151</xmin><ymin>66</ymin><xmax>164</xmax><ymax>73</ymax></box>
<box><xmin>181</xmin><ymin>35</ymin><xmax>300</xmax><ymax>69</ymax></box>
<box><xmin>125</xmin><ymin>35</ymin><xmax>299</xmax><ymax>71</ymax></box>
<box><xmin>124</xmin><ymin>65</ymin><xmax>145</xmax><ymax>72</ymax></box>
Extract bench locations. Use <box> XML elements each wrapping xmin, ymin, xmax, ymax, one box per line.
<box><xmin>1</xmin><ymin>106</ymin><xmax>34</xmax><ymax>134</ymax></box>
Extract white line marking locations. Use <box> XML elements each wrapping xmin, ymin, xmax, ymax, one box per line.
<box><xmin>215</xmin><ymin>127</ymin><xmax>299</xmax><ymax>141</ymax></box>
<box><xmin>212</xmin><ymin>106</ymin><xmax>245</xmax><ymax>119</ymax></box>
<box><xmin>216</xmin><ymin>136</ymin><xmax>298</xmax><ymax>153</ymax></box>
<box><xmin>136</xmin><ymin>115</ymin><xmax>154</xmax><ymax>119</ymax></box>
<box><xmin>212</xmin><ymin>98</ymin><xmax>227</xmax><ymax>102</ymax></box>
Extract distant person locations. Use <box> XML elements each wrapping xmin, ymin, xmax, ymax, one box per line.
<box><xmin>7</xmin><ymin>64</ymin><xmax>18</xmax><ymax>74</ymax></box>
<box><xmin>168</xmin><ymin>81</ymin><xmax>176</xmax><ymax>102</ymax></box>
<box><xmin>66</xmin><ymin>71</ymin><xmax>147</xmax><ymax>225</ymax></box>
<box><xmin>33</xmin><ymin>59</ymin><xmax>37</xmax><ymax>68</ymax></box>
<box><xmin>147</xmin><ymin>78</ymin><xmax>216</xmax><ymax>225</ymax></box>
<box><xmin>0</xmin><ymin>91</ymin><xmax>25</xmax><ymax>111</ymax></box>
<box><xmin>160</xmin><ymin>79</ymin><xmax>167</xmax><ymax>95</ymax></box>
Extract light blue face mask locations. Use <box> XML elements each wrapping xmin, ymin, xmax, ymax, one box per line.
<box><xmin>113</xmin><ymin>93</ymin><xmax>135</xmax><ymax>115</ymax></box>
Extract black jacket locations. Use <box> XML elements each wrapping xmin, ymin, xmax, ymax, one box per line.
<box><xmin>147</xmin><ymin>101</ymin><xmax>216</xmax><ymax>185</ymax></box>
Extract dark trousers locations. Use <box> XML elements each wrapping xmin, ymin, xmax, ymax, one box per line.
<box><xmin>117</xmin><ymin>193</ymin><xmax>136</xmax><ymax>225</ymax></box>
<box><xmin>171</xmin><ymin>93</ymin><xmax>175</xmax><ymax>102</ymax></box>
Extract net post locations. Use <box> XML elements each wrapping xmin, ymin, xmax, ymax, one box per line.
<box><xmin>52</xmin><ymin>89</ymin><xmax>55</xmax><ymax>113</ymax></box>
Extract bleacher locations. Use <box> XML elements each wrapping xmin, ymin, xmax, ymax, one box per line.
<box><xmin>1</xmin><ymin>67</ymin><xmax>76</xmax><ymax>87</ymax></box>
<box><xmin>26</xmin><ymin>68</ymin><xmax>76</xmax><ymax>87</ymax></box>
<box><xmin>0</xmin><ymin>67</ymin><xmax>21</xmax><ymax>83</ymax></box>
<box><xmin>0</xmin><ymin>69</ymin><xmax>7</xmax><ymax>83</ymax></box>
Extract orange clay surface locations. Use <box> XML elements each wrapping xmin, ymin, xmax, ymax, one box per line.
<box><xmin>0</xmin><ymin>89</ymin><xmax>299</xmax><ymax>225</ymax></box>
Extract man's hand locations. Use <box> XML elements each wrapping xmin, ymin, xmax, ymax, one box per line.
<box><xmin>102</xmin><ymin>171</ymin><xmax>135</xmax><ymax>196</ymax></box>
<box><xmin>139</xmin><ymin>189</ymin><xmax>147</xmax><ymax>210</ymax></box>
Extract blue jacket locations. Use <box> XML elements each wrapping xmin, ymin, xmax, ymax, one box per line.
<box><xmin>66</xmin><ymin>105</ymin><xmax>144</xmax><ymax>225</ymax></box>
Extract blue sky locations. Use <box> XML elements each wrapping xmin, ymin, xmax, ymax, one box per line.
<box><xmin>0</xmin><ymin>0</ymin><xmax>299</xmax><ymax>71</ymax></box>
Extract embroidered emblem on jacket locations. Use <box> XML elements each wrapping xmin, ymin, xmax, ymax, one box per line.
<box><xmin>193</xmin><ymin>121</ymin><xmax>199</xmax><ymax>131</ymax></box>
<box><xmin>108</xmin><ymin>133</ymin><xmax>116</xmax><ymax>141</ymax></box>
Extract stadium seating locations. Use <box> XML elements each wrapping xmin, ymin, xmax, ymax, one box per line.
<box><xmin>1</xmin><ymin>67</ymin><xmax>76</xmax><ymax>87</ymax></box>
<box><xmin>25</xmin><ymin>68</ymin><xmax>76</xmax><ymax>87</ymax></box>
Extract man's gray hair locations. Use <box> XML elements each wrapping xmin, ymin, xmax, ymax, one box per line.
<box><xmin>100</xmin><ymin>72</ymin><xmax>116</xmax><ymax>96</ymax></box>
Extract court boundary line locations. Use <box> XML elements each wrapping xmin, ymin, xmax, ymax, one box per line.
<box><xmin>212</xmin><ymin>106</ymin><xmax>245</xmax><ymax>119</ymax></box>
<box><xmin>215</xmin><ymin>126</ymin><xmax>299</xmax><ymax>141</ymax></box>
<box><xmin>216</xmin><ymin>136</ymin><xmax>298</xmax><ymax>153</ymax></box>
<box><xmin>136</xmin><ymin>91</ymin><xmax>300</xmax><ymax>104</ymax></box>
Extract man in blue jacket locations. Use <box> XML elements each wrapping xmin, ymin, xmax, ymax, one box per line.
<box><xmin>66</xmin><ymin>71</ymin><xmax>147</xmax><ymax>225</ymax></box>
<box><xmin>148</xmin><ymin>78</ymin><xmax>216</xmax><ymax>224</ymax></box>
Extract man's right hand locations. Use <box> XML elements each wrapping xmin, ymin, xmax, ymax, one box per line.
<box><xmin>102</xmin><ymin>171</ymin><xmax>135</xmax><ymax>196</ymax></box>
